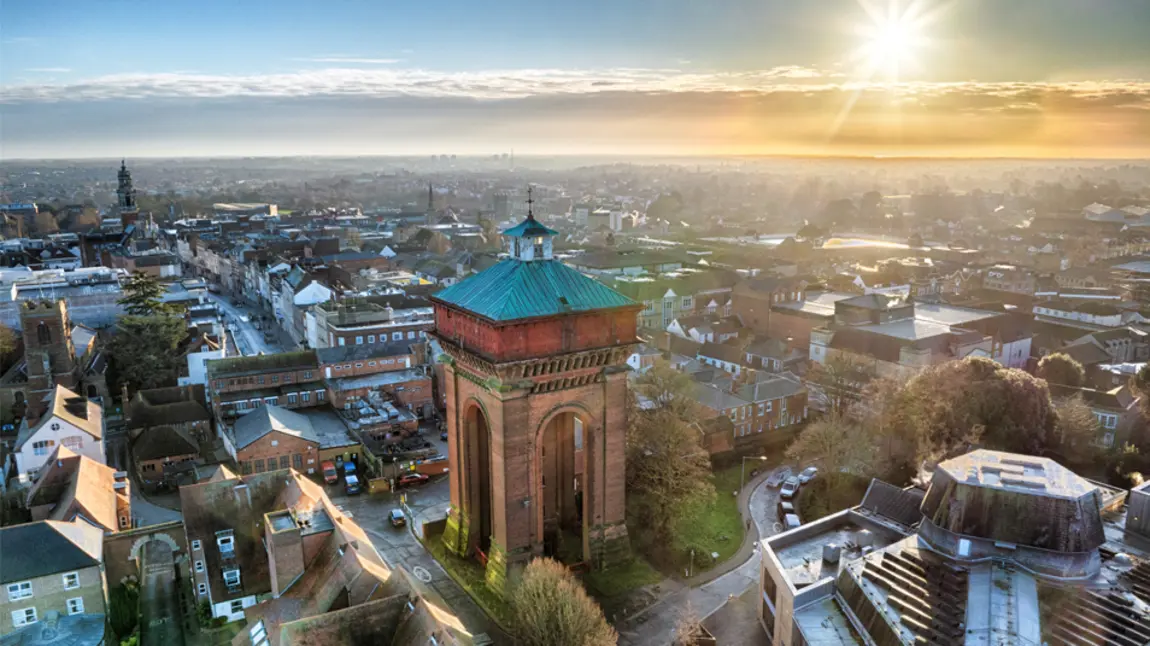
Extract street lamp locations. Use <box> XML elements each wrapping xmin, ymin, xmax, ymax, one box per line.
<box><xmin>740</xmin><ymin>455</ymin><xmax>768</xmax><ymax>490</ymax></box>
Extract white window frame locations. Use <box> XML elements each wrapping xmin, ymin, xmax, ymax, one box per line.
<box><xmin>195</xmin><ymin>560</ymin><xmax>204</xmax><ymax>573</ymax></box>
<box><xmin>67</xmin><ymin>597</ymin><xmax>84</xmax><ymax>615</ymax></box>
<box><xmin>7</xmin><ymin>581</ymin><xmax>32</xmax><ymax>601</ymax></box>
<box><xmin>367</xmin><ymin>335</ymin><xmax>376</xmax><ymax>344</ymax></box>
<box><xmin>11</xmin><ymin>607</ymin><xmax>37</xmax><ymax>626</ymax></box>
<box><xmin>250</xmin><ymin>621</ymin><xmax>269</xmax><ymax>646</ymax></box>
<box><xmin>192</xmin><ymin>539</ymin><xmax>202</xmax><ymax>551</ymax></box>
<box><xmin>407</xmin><ymin>331</ymin><xmax>416</xmax><ymax>339</ymax></box>
<box><xmin>229</xmin><ymin>599</ymin><xmax>245</xmax><ymax>614</ymax></box>
<box><xmin>197</xmin><ymin>583</ymin><xmax>207</xmax><ymax>596</ymax></box>
<box><xmin>338</xmin><ymin>337</ymin><xmax>346</xmax><ymax>346</ymax></box>
<box><xmin>62</xmin><ymin>572</ymin><xmax>80</xmax><ymax>590</ymax></box>
<box><xmin>392</xmin><ymin>332</ymin><xmax>402</xmax><ymax>341</ymax></box>
<box><xmin>355</xmin><ymin>336</ymin><xmax>364</xmax><ymax>345</ymax></box>
<box><xmin>223</xmin><ymin>568</ymin><xmax>241</xmax><ymax>588</ymax></box>
<box><xmin>217</xmin><ymin>534</ymin><xmax>235</xmax><ymax>554</ymax></box>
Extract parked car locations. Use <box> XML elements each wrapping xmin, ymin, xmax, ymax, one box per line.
<box><xmin>322</xmin><ymin>461</ymin><xmax>339</xmax><ymax>485</ymax></box>
<box><xmin>777</xmin><ymin>500</ymin><xmax>796</xmax><ymax>520</ymax></box>
<box><xmin>780</xmin><ymin>477</ymin><xmax>801</xmax><ymax>500</ymax></box>
<box><xmin>440</xmin><ymin>431</ymin><xmax>448</xmax><ymax>442</ymax></box>
<box><xmin>398</xmin><ymin>473</ymin><xmax>430</xmax><ymax>488</ymax></box>
<box><xmin>343</xmin><ymin>461</ymin><xmax>357</xmax><ymax>477</ymax></box>
<box><xmin>765</xmin><ymin>467</ymin><xmax>793</xmax><ymax>488</ymax></box>
<box><xmin>345</xmin><ymin>474</ymin><xmax>362</xmax><ymax>495</ymax></box>
<box><xmin>388</xmin><ymin>509</ymin><xmax>406</xmax><ymax>527</ymax></box>
<box><xmin>798</xmin><ymin>466</ymin><xmax>819</xmax><ymax>485</ymax></box>
<box><xmin>783</xmin><ymin>513</ymin><xmax>802</xmax><ymax>530</ymax></box>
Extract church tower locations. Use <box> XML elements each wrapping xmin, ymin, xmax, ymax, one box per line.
<box><xmin>431</xmin><ymin>187</ymin><xmax>640</xmax><ymax>595</ymax></box>
<box><xmin>20</xmin><ymin>301</ymin><xmax>79</xmax><ymax>422</ymax></box>
<box><xmin>116</xmin><ymin>160</ymin><xmax>139</xmax><ymax>226</ymax></box>
<box><xmin>425</xmin><ymin>182</ymin><xmax>435</xmax><ymax>227</ymax></box>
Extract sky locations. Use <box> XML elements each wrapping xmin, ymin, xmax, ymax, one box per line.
<box><xmin>2</xmin><ymin>0</ymin><xmax>1149</xmax><ymax>159</ymax></box>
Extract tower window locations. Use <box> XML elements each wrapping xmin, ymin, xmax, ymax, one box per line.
<box><xmin>533</xmin><ymin>237</ymin><xmax>544</xmax><ymax>258</ymax></box>
<box><xmin>36</xmin><ymin>322</ymin><xmax>51</xmax><ymax>345</ymax></box>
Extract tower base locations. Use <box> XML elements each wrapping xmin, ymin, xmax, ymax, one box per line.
<box><xmin>589</xmin><ymin>522</ymin><xmax>632</xmax><ymax>570</ymax></box>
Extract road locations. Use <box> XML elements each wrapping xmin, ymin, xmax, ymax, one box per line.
<box><xmin>204</xmin><ymin>292</ymin><xmax>287</xmax><ymax>356</ymax></box>
<box><xmin>617</xmin><ymin>476</ymin><xmax>784</xmax><ymax>646</ymax></box>
<box><xmin>326</xmin><ymin>473</ymin><xmax>509</xmax><ymax>644</ymax></box>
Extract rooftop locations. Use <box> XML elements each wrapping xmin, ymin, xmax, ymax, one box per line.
<box><xmin>769</xmin><ymin>511</ymin><xmax>906</xmax><ymax>588</ymax></box>
<box><xmin>432</xmin><ymin>258</ymin><xmax>637</xmax><ymax>323</ymax></box>
<box><xmin>207</xmin><ymin>350</ymin><xmax>318</xmax><ymax>377</ymax></box>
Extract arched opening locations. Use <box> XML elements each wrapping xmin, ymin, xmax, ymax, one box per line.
<box><xmin>86</xmin><ymin>385</ymin><xmax>98</xmax><ymax>399</ymax></box>
<box><xmin>540</xmin><ymin>411</ymin><xmax>588</xmax><ymax>564</ymax></box>
<box><xmin>464</xmin><ymin>404</ymin><xmax>493</xmax><ymax>555</ymax></box>
<box><xmin>36</xmin><ymin>322</ymin><xmax>51</xmax><ymax>346</ymax></box>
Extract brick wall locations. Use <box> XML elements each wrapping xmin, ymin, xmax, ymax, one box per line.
<box><xmin>435</xmin><ymin>307</ymin><xmax>639</xmax><ymax>362</ymax></box>
<box><xmin>236</xmin><ymin>432</ymin><xmax>319</xmax><ymax>476</ymax></box>
<box><xmin>211</xmin><ymin>368</ymin><xmax>320</xmax><ymax>395</ymax></box>
<box><xmin>767</xmin><ymin>311</ymin><xmax>829</xmax><ymax>350</ymax></box>
<box><xmin>327</xmin><ymin>324</ymin><xmax>430</xmax><ymax>348</ymax></box>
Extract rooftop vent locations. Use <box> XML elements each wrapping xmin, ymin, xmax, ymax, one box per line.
<box><xmin>823</xmin><ymin>543</ymin><xmax>842</xmax><ymax>563</ymax></box>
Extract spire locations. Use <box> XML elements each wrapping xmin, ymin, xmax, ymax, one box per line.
<box><xmin>427</xmin><ymin>182</ymin><xmax>434</xmax><ymax>211</ymax></box>
<box><xmin>121</xmin><ymin>159</ymin><xmax>126</xmax><ymax>172</ymax></box>
<box><xmin>526</xmin><ymin>185</ymin><xmax>535</xmax><ymax>221</ymax></box>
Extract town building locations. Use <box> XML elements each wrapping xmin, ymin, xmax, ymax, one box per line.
<box><xmin>0</xmin><ymin>520</ymin><xmax>107</xmax><ymax>639</ymax></box>
<box><xmin>758</xmin><ymin>450</ymin><xmax>1150</xmax><ymax>646</ymax></box>
<box><xmin>432</xmin><ymin>203</ymin><xmax>640</xmax><ymax>593</ymax></box>
<box><xmin>306</xmin><ymin>295</ymin><xmax>433</xmax><ymax>350</ymax></box>
<box><xmin>25</xmin><ymin>445</ymin><xmax>131</xmax><ymax>532</ymax></box>
<box><xmin>207</xmin><ymin>351</ymin><xmax>325</xmax><ymax>425</ymax></box>
<box><xmin>12</xmin><ymin>385</ymin><xmax>105</xmax><ymax>483</ymax></box>
<box><xmin>127</xmin><ymin>385</ymin><xmax>212</xmax><ymax>487</ymax></box>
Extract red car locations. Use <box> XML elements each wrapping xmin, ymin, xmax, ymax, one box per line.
<box><xmin>397</xmin><ymin>473</ymin><xmax>430</xmax><ymax>488</ymax></box>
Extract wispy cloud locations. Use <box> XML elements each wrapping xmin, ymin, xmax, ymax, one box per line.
<box><xmin>3</xmin><ymin>37</ymin><xmax>36</xmax><ymax>45</ymax></box>
<box><xmin>292</xmin><ymin>57</ymin><xmax>404</xmax><ymax>65</ymax></box>
<box><xmin>25</xmin><ymin>67</ymin><xmax>71</xmax><ymax>73</ymax></box>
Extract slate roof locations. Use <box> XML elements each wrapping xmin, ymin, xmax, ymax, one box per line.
<box><xmin>133</xmin><ymin>425</ymin><xmax>199</xmax><ymax>461</ymax></box>
<box><xmin>0</xmin><ymin>520</ymin><xmax>103</xmax><ymax>584</ymax></box>
<box><xmin>233</xmin><ymin>405</ymin><xmax>319</xmax><ymax>449</ymax></box>
<box><xmin>432</xmin><ymin>258</ymin><xmax>636</xmax><ymax>323</ymax></box>
<box><xmin>734</xmin><ymin>373</ymin><xmax>806</xmax><ymax>403</ymax></box>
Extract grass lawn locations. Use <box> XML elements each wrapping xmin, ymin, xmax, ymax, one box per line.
<box><xmin>797</xmin><ymin>474</ymin><xmax>871</xmax><ymax>521</ymax></box>
<box><xmin>422</xmin><ymin>529</ymin><xmax>514</xmax><ymax>629</ymax></box>
<box><xmin>583</xmin><ymin>556</ymin><xmax>663</xmax><ymax>599</ymax></box>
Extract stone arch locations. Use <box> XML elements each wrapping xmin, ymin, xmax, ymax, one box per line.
<box><xmin>127</xmin><ymin>531</ymin><xmax>181</xmax><ymax>562</ymax></box>
<box><xmin>533</xmin><ymin>402</ymin><xmax>599</xmax><ymax>564</ymax></box>
<box><xmin>459</xmin><ymin>398</ymin><xmax>494</xmax><ymax>555</ymax></box>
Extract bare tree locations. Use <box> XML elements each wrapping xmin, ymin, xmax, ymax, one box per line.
<box><xmin>672</xmin><ymin>602</ymin><xmax>707</xmax><ymax>646</ymax></box>
<box><xmin>510</xmin><ymin>558</ymin><xmax>617</xmax><ymax>646</ymax></box>
<box><xmin>807</xmin><ymin>354</ymin><xmax>872</xmax><ymax>416</ymax></box>
<box><xmin>633</xmin><ymin>359</ymin><xmax>698</xmax><ymax>419</ymax></box>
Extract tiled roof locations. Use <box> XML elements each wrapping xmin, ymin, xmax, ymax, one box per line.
<box><xmin>501</xmin><ymin>216</ymin><xmax>558</xmax><ymax>238</ymax></box>
<box><xmin>133</xmin><ymin>425</ymin><xmax>199</xmax><ymax>461</ymax></box>
<box><xmin>432</xmin><ymin>258</ymin><xmax>636</xmax><ymax>322</ymax></box>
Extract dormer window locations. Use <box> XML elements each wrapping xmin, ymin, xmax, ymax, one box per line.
<box><xmin>223</xmin><ymin>568</ymin><xmax>241</xmax><ymax>587</ymax></box>
<box><xmin>217</xmin><ymin>530</ymin><xmax>235</xmax><ymax>555</ymax></box>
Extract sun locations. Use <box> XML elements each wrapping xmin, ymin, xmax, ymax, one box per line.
<box><xmin>855</xmin><ymin>1</ymin><xmax>929</xmax><ymax>82</ymax></box>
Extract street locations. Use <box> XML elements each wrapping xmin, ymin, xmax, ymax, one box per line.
<box><xmin>204</xmin><ymin>292</ymin><xmax>289</xmax><ymax>355</ymax></box>
<box><xmin>325</xmin><ymin>475</ymin><xmax>508</xmax><ymax>643</ymax></box>
<box><xmin>140</xmin><ymin>540</ymin><xmax>186</xmax><ymax>646</ymax></box>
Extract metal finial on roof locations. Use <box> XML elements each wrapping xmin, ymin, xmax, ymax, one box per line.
<box><xmin>526</xmin><ymin>185</ymin><xmax>535</xmax><ymax>221</ymax></box>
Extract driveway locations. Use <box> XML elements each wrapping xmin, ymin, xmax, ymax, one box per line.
<box><xmin>326</xmin><ymin>476</ymin><xmax>509</xmax><ymax>644</ymax></box>
<box><xmin>140</xmin><ymin>540</ymin><xmax>186</xmax><ymax>646</ymax></box>
<box><xmin>617</xmin><ymin>476</ymin><xmax>784</xmax><ymax>646</ymax></box>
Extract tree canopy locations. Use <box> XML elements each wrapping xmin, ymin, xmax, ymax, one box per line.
<box><xmin>106</xmin><ymin>315</ymin><xmax>187</xmax><ymax>392</ymax></box>
<box><xmin>117</xmin><ymin>271</ymin><xmax>181</xmax><ymax>316</ymax></box>
<box><xmin>510</xmin><ymin>558</ymin><xmax>617</xmax><ymax>646</ymax></box>
<box><xmin>1036</xmin><ymin>353</ymin><xmax>1086</xmax><ymax>387</ymax></box>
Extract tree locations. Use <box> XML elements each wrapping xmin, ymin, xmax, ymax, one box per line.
<box><xmin>786</xmin><ymin>412</ymin><xmax>878</xmax><ymax>486</ymax></box>
<box><xmin>898</xmin><ymin>357</ymin><xmax>1055</xmax><ymax>461</ymax></box>
<box><xmin>807</xmin><ymin>354</ymin><xmax>872</xmax><ymax>416</ymax></box>
<box><xmin>345</xmin><ymin>228</ymin><xmax>363</xmax><ymax>250</ymax></box>
<box><xmin>671</xmin><ymin>603</ymin><xmax>706</xmax><ymax>646</ymax></box>
<box><xmin>626</xmin><ymin>408</ymin><xmax>715</xmax><ymax>548</ymax></box>
<box><xmin>33</xmin><ymin>211</ymin><xmax>59</xmax><ymax>236</ymax></box>
<box><xmin>1036</xmin><ymin>353</ymin><xmax>1085</xmax><ymax>387</ymax></box>
<box><xmin>510</xmin><ymin>558</ymin><xmax>617</xmax><ymax>646</ymax></box>
<box><xmin>1052</xmin><ymin>395</ymin><xmax>1103</xmax><ymax>465</ymax></box>
<box><xmin>118</xmin><ymin>271</ymin><xmax>180</xmax><ymax>316</ymax></box>
<box><xmin>106</xmin><ymin>315</ymin><xmax>186</xmax><ymax>392</ymax></box>
<box><xmin>633</xmin><ymin>360</ymin><xmax>697</xmax><ymax>419</ymax></box>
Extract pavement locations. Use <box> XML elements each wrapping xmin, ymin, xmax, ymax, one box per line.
<box><xmin>616</xmin><ymin>468</ymin><xmax>786</xmax><ymax>646</ymax></box>
<box><xmin>325</xmin><ymin>474</ymin><xmax>511</xmax><ymax>644</ymax></box>
<box><xmin>140</xmin><ymin>540</ymin><xmax>186</xmax><ymax>646</ymax></box>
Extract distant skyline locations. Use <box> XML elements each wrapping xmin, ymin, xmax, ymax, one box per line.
<box><xmin>2</xmin><ymin>0</ymin><xmax>1149</xmax><ymax>159</ymax></box>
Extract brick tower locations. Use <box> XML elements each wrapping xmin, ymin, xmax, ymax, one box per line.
<box><xmin>20</xmin><ymin>300</ymin><xmax>79</xmax><ymax>420</ymax></box>
<box><xmin>431</xmin><ymin>190</ymin><xmax>640</xmax><ymax>594</ymax></box>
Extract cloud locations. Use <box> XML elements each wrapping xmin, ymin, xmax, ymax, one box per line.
<box><xmin>2</xmin><ymin>67</ymin><xmax>1149</xmax><ymax>158</ymax></box>
<box><xmin>25</xmin><ymin>67</ymin><xmax>71</xmax><ymax>73</ymax></box>
<box><xmin>292</xmin><ymin>57</ymin><xmax>404</xmax><ymax>65</ymax></box>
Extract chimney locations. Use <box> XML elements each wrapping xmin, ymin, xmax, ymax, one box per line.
<box><xmin>264</xmin><ymin>511</ymin><xmax>305</xmax><ymax>597</ymax></box>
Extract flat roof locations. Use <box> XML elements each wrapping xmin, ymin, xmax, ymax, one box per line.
<box><xmin>769</xmin><ymin>511</ymin><xmax>905</xmax><ymax>588</ymax></box>
<box><xmin>912</xmin><ymin>302</ymin><xmax>999</xmax><ymax>326</ymax></box>
<box><xmin>773</xmin><ymin>291</ymin><xmax>855</xmax><ymax>317</ymax></box>
<box><xmin>794</xmin><ymin>596</ymin><xmax>865</xmax><ymax>645</ymax></box>
<box><xmin>857</xmin><ymin>319</ymin><xmax>955</xmax><ymax>341</ymax></box>
<box><xmin>327</xmin><ymin>368</ymin><xmax>427</xmax><ymax>392</ymax></box>
<box><xmin>294</xmin><ymin>407</ymin><xmax>360</xmax><ymax>449</ymax></box>
<box><xmin>936</xmin><ymin>449</ymin><xmax>1096</xmax><ymax>500</ymax></box>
